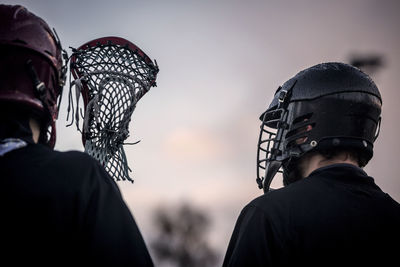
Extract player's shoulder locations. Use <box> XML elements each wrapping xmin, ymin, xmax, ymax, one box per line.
<box><xmin>52</xmin><ymin>148</ymin><xmax>96</xmax><ymax>164</ymax></box>
<box><xmin>31</xmin><ymin>143</ymin><xmax>111</xmax><ymax>182</ymax></box>
<box><xmin>33</xmin><ymin>143</ymin><xmax>97</xmax><ymax>166</ymax></box>
<box><xmin>245</xmin><ymin>179</ymin><xmax>314</xmax><ymax>215</ymax></box>
<box><xmin>245</xmin><ymin>188</ymin><xmax>286</xmax><ymax>211</ymax></box>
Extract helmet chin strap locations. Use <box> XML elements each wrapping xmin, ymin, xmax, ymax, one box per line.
<box><xmin>263</xmin><ymin>160</ymin><xmax>282</xmax><ymax>193</ymax></box>
<box><xmin>26</xmin><ymin>60</ymin><xmax>46</xmax><ymax>95</ymax></box>
<box><xmin>282</xmin><ymin>159</ymin><xmax>303</xmax><ymax>186</ymax></box>
<box><xmin>26</xmin><ymin>59</ymin><xmax>55</xmax><ymax>147</ymax></box>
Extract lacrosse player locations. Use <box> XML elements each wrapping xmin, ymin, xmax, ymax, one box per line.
<box><xmin>0</xmin><ymin>5</ymin><xmax>153</xmax><ymax>266</ymax></box>
<box><xmin>223</xmin><ymin>62</ymin><xmax>400</xmax><ymax>266</ymax></box>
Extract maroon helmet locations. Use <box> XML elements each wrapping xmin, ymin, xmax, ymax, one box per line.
<box><xmin>0</xmin><ymin>4</ymin><xmax>67</xmax><ymax>147</ymax></box>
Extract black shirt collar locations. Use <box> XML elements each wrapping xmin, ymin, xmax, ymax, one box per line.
<box><xmin>307</xmin><ymin>163</ymin><xmax>377</xmax><ymax>187</ymax></box>
<box><xmin>308</xmin><ymin>163</ymin><xmax>367</xmax><ymax>178</ymax></box>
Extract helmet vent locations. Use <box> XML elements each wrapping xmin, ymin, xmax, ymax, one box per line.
<box><xmin>44</xmin><ymin>50</ymin><xmax>54</xmax><ymax>56</ymax></box>
<box><xmin>292</xmin><ymin>112</ymin><xmax>313</xmax><ymax>125</ymax></box>
<box><xmin>12</xmin><ymin>39</ymin><xmax>27</xmax><ymax>45</ymax></box>
<box><xmin>285</xmin><ymin>113</ymin><xmax>314</xmax><ymax>148</ymax></box>
<box><xmin>286</xmin><ymin>113</ymin><xmax>314</xmax><ymax>139</ymax></box>
<box><xmin>263</xmin><ymin>109</ymin><xmax>283</xmax><ymax>128</ymax></box>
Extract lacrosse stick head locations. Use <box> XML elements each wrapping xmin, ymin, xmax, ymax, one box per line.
<box><xmin>69</xmin><ymin>36</ymin><xmax>159</xmax><ymax>182</ymax></box>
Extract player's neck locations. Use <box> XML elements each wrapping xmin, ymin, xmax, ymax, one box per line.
<box><xmin>300</xmin><ymin>153</ymin><xmax>359</xmax><ymax>178</ymax></box>
<box><xmin>29</xmin><ymin>118</ymin><xmax>40</xmax><ymax>143</ymax></box>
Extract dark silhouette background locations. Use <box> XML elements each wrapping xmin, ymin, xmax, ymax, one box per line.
<box><xmin>151</xmin><ymin>203</ymin><xmax>219</xmax><ymax>267</ymax></box>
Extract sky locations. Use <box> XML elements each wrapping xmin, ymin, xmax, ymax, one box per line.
<box><xmin>4</xmin><ymin>0</ymin><xmax>400</xmax><ymax>265</ymax></box>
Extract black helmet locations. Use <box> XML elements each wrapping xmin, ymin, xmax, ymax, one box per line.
<box><xmin>256</xmin><ymin>62</ymin><xmax>382</xmax><ymax>192</ymax></box>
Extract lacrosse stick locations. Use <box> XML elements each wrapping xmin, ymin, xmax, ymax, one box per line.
<box><xmin>68</xmin><ymin>36</ymin><xmax>159</xmax><ymax>182</ymax></box>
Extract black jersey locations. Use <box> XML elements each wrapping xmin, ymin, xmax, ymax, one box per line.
<box><xmin>0</xmin><ymin>142</ymin><xmax>153</xmax><ymax>266</ymax></box>
<box><xmin>223</xmin><ymin>164</ymin><xmax>400</xmax><ymax>266</ymax></box>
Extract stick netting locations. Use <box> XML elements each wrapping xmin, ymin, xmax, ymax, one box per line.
<box><xmin>69</xmin><ymin>38</ymin><xmax>158</xmax><ymax>182</ymax></box>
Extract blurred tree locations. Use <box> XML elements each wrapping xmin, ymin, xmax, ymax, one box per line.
<box><xmin>348</xmin><ymin>53</ymin><xmax>385</xmax><ymax>76</ymax></box>
<box><xmin>150</xmin><ymin>203</ymin><xmax>219</xmax><ymax>267</ymax></box>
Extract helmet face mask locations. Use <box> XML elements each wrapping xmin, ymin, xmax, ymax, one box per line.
<box><xmin>257</xmin><ymin>62</ymin><xmax>382</xmax><ymax>193</ymax></box>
